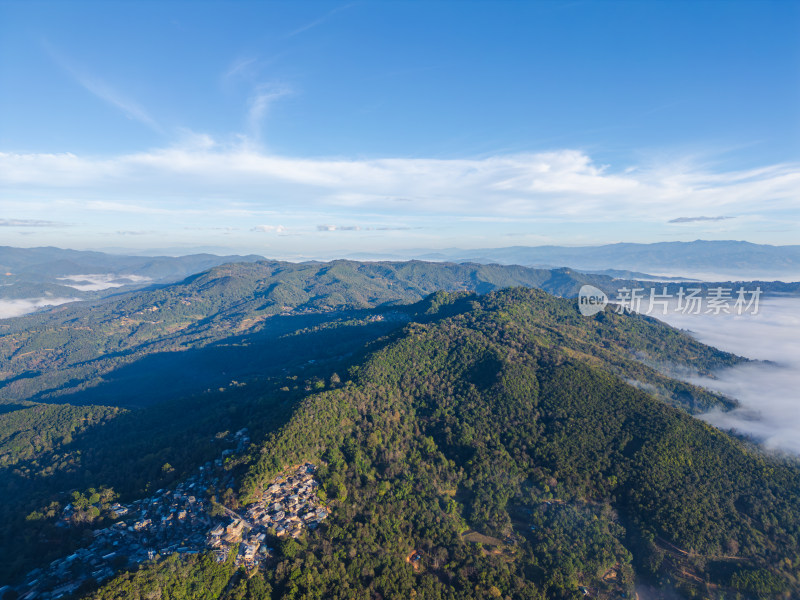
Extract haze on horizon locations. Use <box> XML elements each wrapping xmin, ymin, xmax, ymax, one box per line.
<box><xmin>0</xmin><ymin>0</ymin><xmax>798</xmax><ymax>256</ymax></box>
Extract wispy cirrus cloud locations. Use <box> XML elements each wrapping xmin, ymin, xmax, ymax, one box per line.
<box><xmin>0</xmin><ymin>218</ymin><xmax>66</xmax><ymax>227</ymax></box>
<box><xmin>224</xmin><ymin>56</ymin><xmax>258</xmax><ymax>82</ymax></box>
<box><xmin>44</xmin><ymin>41</ymin><xmax>163</xmax><ymax>134</ymax></box>
<box><xmin>317</xmin><ymin>224</ymin><xmax>416</xmax><ymax>232</ymax></box>
<box><xmin>72</xmin><ymin>74</ymin><xmax>162</xmax><ymax>133</ymax></box>
<box><xmin>284</xmin><ymin>3</ymin><xmax>353</xmax><ymax>38</ymax></box>
<box><xmin>669</xmin><ymin>216</ymin><xmax>734</xmax><ymax>223</ymax></box>
<box><xmin>247</xmin><ymin>84</ymin><xmax>293</xmax><ymax>143</ymax></box>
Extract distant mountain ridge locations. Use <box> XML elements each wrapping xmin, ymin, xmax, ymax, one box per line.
<box><xmin>0</xmin><ymin>246</ymin><xmax>265</xmax><ymax>301</ymax></box>
<box><xmin>351</xmin><ymin>240</ymin><xmax>800</xmax><ymax>279</ymax></box>
<box><xmin>2</xmin><ymin>242</ymin><xmax>798</xmax><ymax>311</ymax></box>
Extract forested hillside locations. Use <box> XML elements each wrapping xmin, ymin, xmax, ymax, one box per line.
<box><xmin>0</xmin><ymin>261</ymin><xmax>636</xmax><ymax>406</ymax></box>
<box><xmin>0</xmin><ymin>281</ymin><xmax>740</xmax><ymax>588</ymax></box>
<box><xmin>82</xmin><ymin>289</ymin><xmax>800</xmax><ymax>600</ymax></box>
<box><xmin>2</xmin><ymin>258</ymin><xmax>759</xmax><ymax>409</ymax></box>
<box><xmin>0</xmin><ymin>260</ymin><xmax>597</xmax><ymax>406</ymax></box>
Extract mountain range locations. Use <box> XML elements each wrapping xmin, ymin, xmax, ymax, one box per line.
<box><xmin>0</xmin><ymin>254</ymin><xmax>798</xmax><ymax>600</ymax></box>
<box><xmin>349</xmin><ymin>240</ymin><xmax>800</xmax><ymax>279</ymax></box>
<box><xmin>4</xmin><ymin>241</ymin><xmax>800</xmax><ymax>313</ymax></box>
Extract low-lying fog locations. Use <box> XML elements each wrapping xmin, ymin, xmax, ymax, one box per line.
<box><xmin>654</xmin><ymin>296</ymin><xmax>800</xmax><ymax>454</ymax></box>
<box><xmin>640</xmin><ymin>269</ymin><xmax>800</xmax><ymax>283</ymax></box>
<box><xmin>57</xmin><ymin>273</ymin><xmax>152</xmax><ymax>291</ymax></box>
<box><xmin>0</xmin><ymin>297</ymin><xmax>78</xmax><ymax>319</ymax></box>
<box><xmin>0</xmin><ymin>274</ymin><xmax>153</xmax><ymax>319</ymax></box>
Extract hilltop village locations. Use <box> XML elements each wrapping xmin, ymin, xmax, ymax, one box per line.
<box><xmin>209</xmin><ymin>463</ymin><xmax>330</xmax><ymax>566</ymax></box>
<box><xmin>8</xmin><ymin>430</ymin><xmax>329</xmax><ymax>600</ymax></box>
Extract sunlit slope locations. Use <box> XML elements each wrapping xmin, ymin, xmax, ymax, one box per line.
<box><xmin>233</xmin><ymin>289</ymin><xmax>799</xmax><ymax>599</ymax></box>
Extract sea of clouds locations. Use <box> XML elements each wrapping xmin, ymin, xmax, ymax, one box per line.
<box><xmin>654</xmin><ymin>296</ymin><xmax>800</xmax><ymax>454</ymax></box>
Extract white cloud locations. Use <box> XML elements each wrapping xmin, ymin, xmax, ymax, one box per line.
<box><xmin>0</xmin><ymin>146</ymin><xmax>800</xmax><ymax>256</ymax></box>
<box><xmin>0</xmin><ymin>146</ymin><xmax>797</xmax><ymax>238</ymax></box>
<box><xmin>251</xmin><ymin>225</ymin><xmax>287</xmax><ymax>233</ymax></box>
<box><xmin>317</xmin><ymin>224</ymin><xmax>414</xmax><ymax>232</ymax></box>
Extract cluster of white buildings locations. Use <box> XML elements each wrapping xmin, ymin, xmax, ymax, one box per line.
<box><xmin>247</xmin><ymin>463</ymin><xmax>329</xmax><ymax>539</ymax></box>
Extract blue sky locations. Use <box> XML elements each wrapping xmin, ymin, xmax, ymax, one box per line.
<box><xmin>0</xmin><ymin>0</ymin><xmax>798</xmax><ymax>257</ymax></box>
